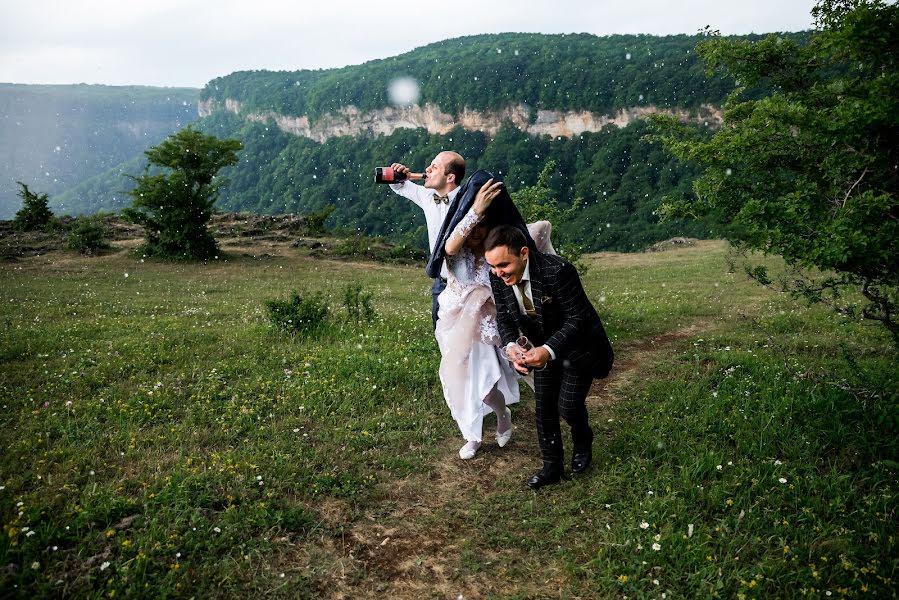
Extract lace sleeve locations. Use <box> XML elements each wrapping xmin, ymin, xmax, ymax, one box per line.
<box><xmin>444</xmin><ymin>208</ymin><xmax>484</xmax><ymax>255</ymax></box>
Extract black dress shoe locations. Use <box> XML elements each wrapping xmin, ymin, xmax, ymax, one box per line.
<box><xmin>527</xmin><ymin>468</ymin><xmax>563</xmax><ymax>490</ymax></box>
<box><xmin>571</xmin><ymin>449</ymin><xmax>592</xmax><ymax>474</ymax></box>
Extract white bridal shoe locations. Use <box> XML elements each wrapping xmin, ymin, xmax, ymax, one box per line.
<box><xmin>459</xmin><ymin>441</ymin><xmax>481</xmax><ymax>460</ymax></box>
<box><xmin>496</xmin><ymin>408</ymin><xmax>513</xmax><ymax>447</ymax></box>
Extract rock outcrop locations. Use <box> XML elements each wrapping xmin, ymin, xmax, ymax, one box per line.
<box><xmin>198</xmin><ymin>99</ymin><xmax>720</xmax><ymax>142</ymax></box>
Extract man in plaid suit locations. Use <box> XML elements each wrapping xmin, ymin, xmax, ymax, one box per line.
<box><xmin>484</xmin><ymin>225</ymin><xmax>613</xmax><ymax>489</ymax></box>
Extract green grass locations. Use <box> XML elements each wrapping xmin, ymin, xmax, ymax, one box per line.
<box><xmin>1</xmin><ymin>241</ymin><xmax>895</xmax><ymax>598</ymax></box>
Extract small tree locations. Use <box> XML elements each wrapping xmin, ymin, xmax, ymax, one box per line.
<box><xmin>13</xmin><ymin>182</ymin><xmax>53</xmax><ymax>231</ymax></box>
<box><xmin>652</xmin><ymin>0</ymin><xmax>899</xmax><ymax>344</ymax></box>
<box><xmin>123</xmin><ymin>127</ymin><xmax>242</xmax><ymax>260</ymax></box>
<box><xmin>511</xmin><ymin>161</ymin><xmax>587</xmax><ymax>272</ymax></box>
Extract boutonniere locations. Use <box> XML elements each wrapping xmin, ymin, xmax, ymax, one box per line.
<box><xmin>541</xmin><ymin>295</ymin><xmax>553</xmax><ymax>305</ymax></box>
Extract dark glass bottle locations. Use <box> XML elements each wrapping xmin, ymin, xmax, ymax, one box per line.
<box><xmin>374</xmin><ymin>167</ymin><xmax>425</xmax><ymax>183</ymax></box>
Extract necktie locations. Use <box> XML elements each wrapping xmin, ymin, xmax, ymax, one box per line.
<box><xmin>516</xmin><ymin>281</ymin><xmax>537</xmax><ymax>317</ymax></box>
<box><xmin>433</xmin><ymin>193</ymin><xmax>449</xmax><ymax>204</ymax></box>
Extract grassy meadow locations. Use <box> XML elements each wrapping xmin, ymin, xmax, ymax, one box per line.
<box><xmin>0</xmin><ymin>236</ymin><xmax>896</xmax><ymax>598</ymax></box>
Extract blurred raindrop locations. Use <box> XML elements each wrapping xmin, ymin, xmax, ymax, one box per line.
<box><xmin>388</xmin><ymin>77</ymin><xmax>420</xmax><ymax>107</ymax></box>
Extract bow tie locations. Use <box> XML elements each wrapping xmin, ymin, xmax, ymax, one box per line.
<box><xmin>433</xmin><ymin>193</ymin><xmax>449</xmax><ymax>205</ymax></box>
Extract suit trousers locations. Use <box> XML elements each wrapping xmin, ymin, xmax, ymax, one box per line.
<box><xmin>431</xmin><ymin>277</ymin><xmax>447</xmax><ymax>331</ymax></box>
<box><xmin>533</xmin><ymin>361</ymin><xmax>594</xmax><ymax>466</ymax></box>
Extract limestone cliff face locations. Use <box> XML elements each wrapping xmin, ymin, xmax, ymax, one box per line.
<box><xmin>198</xmin><ymin>99</ymin><xmax>720</xmax><ymax>141</ymax></box>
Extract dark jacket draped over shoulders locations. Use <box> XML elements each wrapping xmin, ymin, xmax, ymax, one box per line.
<box><xmin>425</xmin><ymin>169</ymin><xmax>535</xmax><ymax>279</ymax></box>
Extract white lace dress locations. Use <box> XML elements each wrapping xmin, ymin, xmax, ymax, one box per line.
<box><xmin>434</xmin><ymin>212</ymin><xmax>520</xmax><ymax>443</ymax></box>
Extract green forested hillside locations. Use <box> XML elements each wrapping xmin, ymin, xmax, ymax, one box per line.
<box><xmin>204</xmin><ymin>112</ymin><xmax>721</xmax><ymax>252</ymax></box>
<box><xmin>0</xmin><ymin>84</ymin><xmax>199</xmax><ymax>219</ymax></box>
<box><xmin>53</xmin><ymin>32</ymin><xmax>810</xmax><ymax>250</ymax></box>
<box><xmin>202</xmin><ymin>32</ymin><xmax>746</xmax><ymax>119</ymax></box>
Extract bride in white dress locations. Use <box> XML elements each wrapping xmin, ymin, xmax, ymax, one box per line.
<box><xmin>435</xmin><ymin>179</ymin><xmax>554</xmax><ymax>459</ymax></box>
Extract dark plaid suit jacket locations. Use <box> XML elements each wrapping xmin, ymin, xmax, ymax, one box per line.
<box><xmin>490</xmin><ymin>250</ymin><xmax>613</xmax><ymax>379</ymax></box>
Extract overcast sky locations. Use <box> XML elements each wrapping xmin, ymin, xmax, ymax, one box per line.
<box><xmin>0</xmin><ymin>0</ymin><xmax>817</xmax><ymax>89</ymax></box>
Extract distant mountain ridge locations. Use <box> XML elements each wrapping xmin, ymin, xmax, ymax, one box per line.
<box><xmin>199</xmin><ymin>32</ymin><xmax>741</xmax><ymax>143</ymax></box>
<box><xmin>202</xmin><ymin>32</ymin><xmax>746</xmax><ymax>119</ymax></box>
<box><xmin>0</xmin><ymin>83</ymin><xmax>199</xmax><ymax>219</ymax></box>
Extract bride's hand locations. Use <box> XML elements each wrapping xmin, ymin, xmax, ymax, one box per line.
<box><xmin>505</xmin><ymin>342</ymin><xmax>531</xmax><ymax>374</ymax></box>
<box><xmin>473</xmin><ymin>179</ymin><xmax>502</xmax><ymax>216</ymax></box>
<box><xmin>512</xmin><ymin>360</ymin><xmax>530</xmax><ymax>375</ymax></box>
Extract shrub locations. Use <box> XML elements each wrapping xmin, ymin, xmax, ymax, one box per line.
<box><xmin>13</xmin><ymin>182</ymin><xmax>54</xmax><ymax>231</ymax></box>
<box><xmin>67</xmin><ymin>217</ymin><xmax>110</xmax><ymax>254</ymax></box>
<box><xmin>331</xmin><ymin>234</ymin><xmax>426</xmax><ymax>264</ymax></box>
<box><xmin>304</xmin><ymin>204</ymin><xmax>335</xmax><ymax>236</ymax></box>
<box><xmin>265</xmin><ymin>292</ymin><xmax>329</xmax><ymax>336</ymax></box>
<box><xmin>343</xmin><ymin>283</ymin><xmax>375</xmax><ymax>322</ymax></box>
<box><xmin>387</xmin><ymin>243</ymin><xmax>428</xmax><ymax>264</ymax></box>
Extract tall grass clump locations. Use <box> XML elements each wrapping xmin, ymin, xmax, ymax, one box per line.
<box><xmin>342</xmin><ymin>283</ymin><xmax>375</xmax><ymax>322</ymax></box>
<box><xmin>264</xmin><ymin>291</ymin><xmax>329</xmax><ymax>336</ymax></box>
